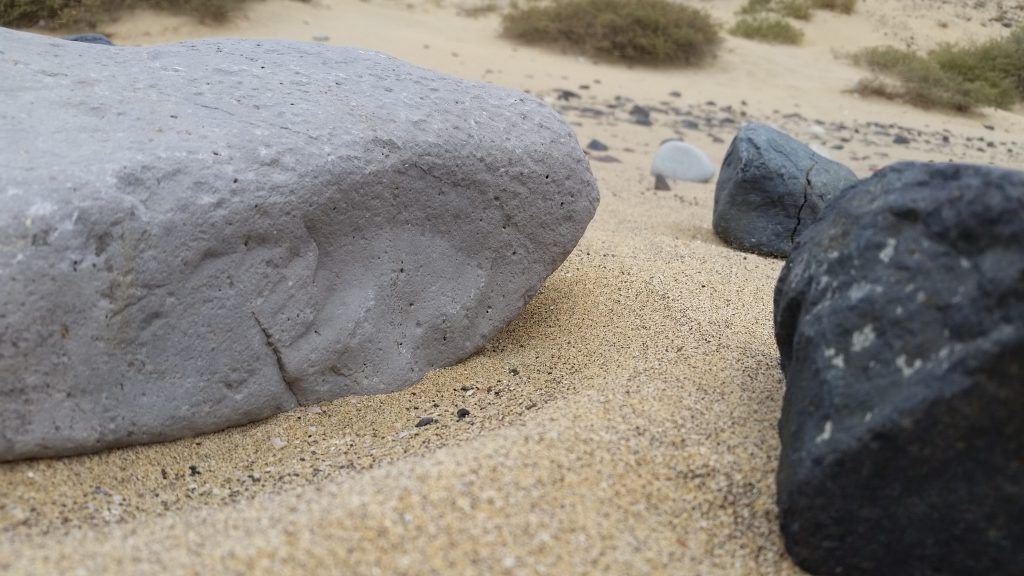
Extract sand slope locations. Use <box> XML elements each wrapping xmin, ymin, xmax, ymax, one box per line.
<box><xmin>3</xmin><ymin>0</ymin><xmax>1022</xmax><ymax>573</ymax></box>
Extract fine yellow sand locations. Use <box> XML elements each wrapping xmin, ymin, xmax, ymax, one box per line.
<box><xmin>2</xmin><ymin>0</ymin><xmax>1022</xmax><ymax>573</ymax></box>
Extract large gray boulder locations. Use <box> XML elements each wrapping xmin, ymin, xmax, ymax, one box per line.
<box><xmin>774</xmin><ymin>162</ymin><xmax>1024</xmax><ymax>575</ymax></box>
<box><xmin>0</xmin><ymin>29</ymin><xmax>598</xmax><ymax>461</ymax></box>
<box><xmin>713</xmin><ymin>123</ymin><xmax>858</xmax><ymax>258</ymax></box>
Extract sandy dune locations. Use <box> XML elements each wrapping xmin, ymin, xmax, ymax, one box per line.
<box><xmin>2</xmin><ymin>0</ymin><xmax>1022</xmax><ymax>573</ymax></box>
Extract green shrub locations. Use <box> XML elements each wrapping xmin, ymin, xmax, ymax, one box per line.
<box><xmin>810</xmin><ymin>0</ymin><xmax>855</xmax><ymax>13</ymax></box>
<box><xmin>737</xmin><ymin>0</ymin><xmax>814</xmax><ymax>20</ymax></box>
<box><xmin>730</xmin><ymin>14</ymin><xmax>804</xmax><ymax>44</ymax></box>
<box><xmin>458</xmin><ymin>1</ymin><xmax>502</xmax><ymax>17</ymax></box>
<box><xmin>737</xmin><ymin>0</ymin><xmax>773</xmax><ymax>15</ymax></box>
<box><xmin>501</xmin><ymin>0</ymin><xmax>721</xmax><ymax>66</ymax></box>
<box><xmin>776</xmin><ymin>0</ymin><xmax>811</xmax><ymax>20</ymax></box>
<box><xmin>849</xmin><ymin>30</ymin><xmax>1024</xmax><ymax>111</ymax></box>
<box><xmin>0</xmin><ymin>0</ymin><xmax>250</xmax><ymax>29</ymax></box>
<box><xmin>929</xmin><ymin>28</ymin><xmax>1024</xmax><ymax>98</ymax></box>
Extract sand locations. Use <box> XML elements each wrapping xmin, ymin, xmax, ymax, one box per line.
<box><xmin>2</xmin><ymin>0</ymin><xmax>1022</xmax><ymax>573</ymax></box>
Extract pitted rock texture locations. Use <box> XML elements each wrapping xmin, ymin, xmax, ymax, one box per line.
<box><xmin>774</xmin><ymin>162</ymin><xmax>1024</xmax><ymax>576</ymax></box>
<box><xmin>713</xmin><ymin>122</ymin><xmax>858</xmax><ymax>258</ymax></box>
<box><xmin>0</xmin><ymin>29</ymin><xmax>598</xmax><ymax>461</ymax></box>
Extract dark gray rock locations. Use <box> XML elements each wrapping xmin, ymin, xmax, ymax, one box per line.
<box><xmin>774</xmin><ymin>162</ymin><xmax>1024</xmax><ymax>576</ymax></box>
<box><xmin>63</xmin><ymin>33</ymin><xmax>114</xmax><ymax>46</ymax></box>
<box><xmin>629</xmin><ymin>105</ymin><xmax>652</xmax><ymax>126</ymax></box>
<box><xmin>713</xmin><ymin>123</ymin><xmax>858</xmax><ymax>258</ymax></box>
<box><xmin>0</xmin><ymin>29</ymin><xmax>598</xmax><ymax>461</ymax></box>
<box><xmin>586</xmin><ymin>139</ymin><xmax>609</xmax><ymax>152</ymax></box>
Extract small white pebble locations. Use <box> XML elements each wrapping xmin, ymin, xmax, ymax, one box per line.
<box><xmin>270</xmin><ymin>437</ymin><xmax>287</xmax><ymax>449</ymax></box>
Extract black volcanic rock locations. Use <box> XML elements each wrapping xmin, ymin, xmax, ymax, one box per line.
<box><xmin>774</xmin><ymin>162</ymin><xmax>1024</xmax><ymax>576</ymax></box>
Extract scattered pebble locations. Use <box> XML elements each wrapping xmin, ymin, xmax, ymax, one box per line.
<box><xmin>629</xmin><ymin>105</ymin><xmax>652</xmax><ymax>126</ymax></box>
<box><xmin>456</xmin><ymin>408</ymin><xmax>470</xmax><ymax>419</ymax></box>
<box><xmin>893</xmin><ymin>134</ymin><xmax>912</xmax><ymax>145</ymax></box>
<box><xmin>586</xmin><ymin>139</ymin><xmax>609</xmax><ymax>152</ymax></box>
<box><xmin>555</xmin><ymin>89</ymin><xmax>580</xmax><ymax>101</ymax></box>
<box><xmin>270</xmin><ymin>437</ymin><xmax>287</xmax><ymax>449</ymax></box>
<box><xmin>415</xmin><ymin>416</ymin><xmax>435</xmax><ymax>428</ymax></box>
<box><xmin>188</xmin><ymin>465</ymin><xmax>201</xmax><ymax>476</ymax></box>
<box><xmin>312</xmin><ymin>35</ymin><xmax>330</xmax><ymax>42</ymax></box>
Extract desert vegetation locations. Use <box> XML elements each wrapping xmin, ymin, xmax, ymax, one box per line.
<box><xmin>849</xmin><ymin>27</ymin><xmax>1024</xmax><ymax>111</ymax></box>
<box><xmin>500</xmin><ymin>0</ymin><xmax>721</xmax><ymax>66</ymax></box>
<box><xmin>730</xmin><ymin>0</ymin><xmax>857</xmax><ymax>44</ymax></box>
<box><xmin>0</xmin><ymin>0</ymin><xmax>253</xmax><ymax>29</ymax></box>
<box><xmin>730</xmin><ymin>14</ymin><xmax>804</xmax><ymax>44</ymax></box>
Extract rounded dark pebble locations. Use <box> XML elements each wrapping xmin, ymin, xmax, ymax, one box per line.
<box><xmin>457</xmin><ymin>408</ymin><xmax>471</xmax><ymax>419</ymax></box>
<box><xmin>415</xmin><ymin>416</ymin><xmax>435</xmax><ymax>427</ymax></box>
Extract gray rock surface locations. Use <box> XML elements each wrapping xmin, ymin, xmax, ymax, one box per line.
<box><xmin>713</xmin><ymin>123</ymin><xmax>858</xmax><ymax>258</ymax></box>
<box><xmin>63</xmin><ymin>33</ymin><xmax>114</xmax><ymax>45</ymax></box>
<box><xmin>774</xmin><ymin>162</ymin><xmax>1024</xmax><ymax>576</ymax></box>
<box><xmin>650</xmin><ymin>140</ymin><xmax>715</xmax><ymax>183</ymax></box>
<box><xmin>0</xmin><ymin>29</ymin><xmax>598</xmax><ymax>461</ymax></box>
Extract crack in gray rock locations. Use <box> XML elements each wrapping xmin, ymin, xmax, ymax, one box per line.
<box><xmin>412</xmin><ymin>163</ymin><xmax>458</xmax><ymax>188</ymax></box>
<box><xmin>791</xmin><ymin>163</ymin><xmax>816</xmax><ymax>245</ymax></box>
<box><xmin>251</xmin><ymin>312</ymin><xmax>300</xmax><ymax>405</ymax></box>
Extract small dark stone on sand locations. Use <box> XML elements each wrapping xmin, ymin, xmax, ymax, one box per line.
<box><xmin>984</xmin><ymin>124</ymin><xmax>995</xmax><ymax>130</ymax></box>
<box><xmin>456</xmin><ymin>408</ymin><xmax>470</xmax><ymax>419</ymax></box>
<box><xmin>654</xmin><ymin>175</ymin><xmax>671</xmax><ymax>191</ymax></box>
<box><xmin>629</xmin><ymin>105</ymin><xmax>652</xmax><ymax>126</ymax></box>
<box><xmin>669</xmin><ymin>91</ymin><xmax>682</xmax><ymax>97</ymax></box>
<box><xmin>415</xmin><ymin>416</ymin><xmax>435</xmax><ymax>428</ymax></box>
<box><xmin>680</xmin><ymin>119</ymin><xmax>701</xmax><ymax>131</ymax></box>
<box><xmin>189</xmin><ymin>465</ymin><xmax>201</xmax><ymax>476</ymax></box>
<box><xmin>586</xmin><ymin>139</ymin><xmax>609</xmax><ymax>152</ymax></box>
<box><xmin>893</xmin><ymin>134</ymin><xmax>912</xmax><ymax>145</ymax></box>
<box><xmin>555</xmin><ymin>89</ymin><xmax>580</xmax><ymax>101</ymax></box>
<box><xmin>63</xmin><ymin>33</ymin><xmax>114</xmax><ymax>46</ymax></box>
<box><xmin>589</xmin><ymin>155</ymin><xmax>621</xmax><ymax>163</ymax></box>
